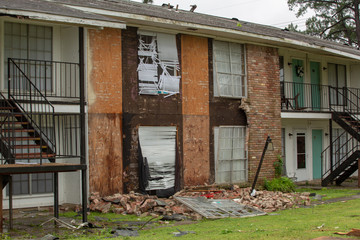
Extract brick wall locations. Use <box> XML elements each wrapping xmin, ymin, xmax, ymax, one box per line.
<box><xmin>246</xmin><ymin>44</ymin><xmax>281</xmax><ymax>184</ymax></box>
<box><xmin>87</xmin><ymin>28</ymin><xmax>123</xmax><ymax>196</ymax></box>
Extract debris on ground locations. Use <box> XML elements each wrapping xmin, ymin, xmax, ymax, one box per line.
<box><xmin>175</xmin><ymin>196</ymin><xmax>266</xmax><ymax>219</ymax></box>
<box><xmin>112</xmin><ymin>228</ymin><xmax>139</xmax><ymax>237</ymax></box>
<box><xmin>41</xmin><ymin>234</ymin><xmax>59</xmax><ymax>240</ymax></box>
<box><xmin>88</xmin><ymin>187</ymin><xmax>310</xmax><ymax>219</ymax></box>
<box><xmin>176</xmin><ymin>187</ymin><xmax>311</xmax><ymax>213</ymax></box>
<box><xmin>335</xmin><ymin>228</ymin><xmax>360</xmax><ymax>237</ymax></box>
<box><xmin>172</xmin><ymin>228</ymin><xmax>196</xmax><ymax>237</ymax></box>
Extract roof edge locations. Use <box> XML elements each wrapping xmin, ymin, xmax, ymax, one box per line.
<box><xmin>0</xmin><ymin>9</ymin><xmax>126</xmax><ymax>29</ymax></box>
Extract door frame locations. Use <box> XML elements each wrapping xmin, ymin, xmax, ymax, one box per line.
<box><xmin>310</xmin><ymin>61</ymin><xmax>321</xmax><ymax>110</ymax></box>
<box><xmin>312</xmin><ymin>129</ymin><xmax>323</xmax><ymax>180</ymax></box>
<box><xmin>294</xmin><ymin>129</ymin><xmax>309</xmax><ymax>181</ymax></box>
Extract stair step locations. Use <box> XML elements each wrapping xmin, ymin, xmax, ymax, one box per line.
<box><xmin>1</xmin><ymin>122</ymin><xmax>30</xmax><ymax>125</ymax></box>
<box><xmin>14</xmin><ymin>153</ymin><xmax>55</xmax><ymax>159</ymax></box>
<box><xmin>3</xmin><ymin>137</ymin><xmax>41</xmax><ymax>141</ymax></box>
<box><xmin>13</xmin><ymin>145</ymin><xmax>47</xmax><ymax>149</ymax></box>
<box><xmin>0</xmin><ymin>107</ymin><xmax>16</xmax><ymax>110</ymax></box>
<box><xmin>1</xmin><ymin>129</ymin><xmax>35</xmax><ymax>133</ymax></box>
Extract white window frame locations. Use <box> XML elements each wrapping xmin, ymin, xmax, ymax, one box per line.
<box><xmin>213</xmin><ymin>40</ymin><xmax>247</xmax><ymax>98</ymax></box>
<box><xmin>214</xmin><ymin>126</ymin><xmax>247</xmax><ymax>184</ymax></box>
<box><xmin>3</xmin><ymin>21</ymin><xmax>54</xmax><ymax>93</ymax></box>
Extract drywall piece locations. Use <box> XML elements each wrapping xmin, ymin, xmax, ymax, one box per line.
<box><xmin>138</xmin><ymin>126</ymin><xmax>176</xmax><ymax>190</ymax></box>
<box><xmin>174</xmin><ymin>196</ymin><xmax>266</xmax><ymax>219</ymax></box>
<box><xmin>137</xmin><ymin>31</ymin><xmax>180</xmax><ymax>96</ymax></box>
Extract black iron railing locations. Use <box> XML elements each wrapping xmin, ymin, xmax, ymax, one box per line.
<box><xmin>321</xmin><ymin>86</ymin><xmax>360</xmax><ymax>181</ymax></box>
<box><xmin>8</xmin><ymin>58</ymin><xmax>80</xmax><ymax>101</ymax></box>
<box><xmin>8</xmin><ymin>58</ymin><xmax>56</xmax><ymax>158</ymax></box>
<box><xmin>281</xmin><ymin>81</ymin><xmax>360</xmax><ymax>113</ymax></box>
<box><xmin>321</xmin><ymin>131</ymin><xmax>358</xmax><ymax>180</ymax></box>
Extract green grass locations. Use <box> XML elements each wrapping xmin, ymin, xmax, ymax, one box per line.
<box><xmin>296</xmin><ymin>187</ymin><xmax>360</xmax><ymax>200</ymax></box>
<box><xmin>13</xmin><ymin>188</ymin><xmax>360</xmax><ymax>239</ymax></box>
<box><xmin>66</xmin><ymin>198</ymin><xmax>360</xmax><ymax>240</ymax></box>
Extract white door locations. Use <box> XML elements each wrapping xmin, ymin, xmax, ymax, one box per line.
<box><xmin>295</xmin><ymin>131</ymin><xmax>309</xmax><ymax>181</ymax></box>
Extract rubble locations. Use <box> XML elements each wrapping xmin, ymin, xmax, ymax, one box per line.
<box><xmin>88</xmin><ymin>187</ymin><xmax>310</xmax><ymax>219</ymax></box>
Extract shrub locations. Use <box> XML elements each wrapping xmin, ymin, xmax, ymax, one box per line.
<box><xmin>273</xmin><ymin>155</ymin><xmax>283</xmax><ymax>178</ymax></box>
<box><xmin>264</xmin><ymin>177</ymin><xmax>296</xmax><ymax>193</ymax></box>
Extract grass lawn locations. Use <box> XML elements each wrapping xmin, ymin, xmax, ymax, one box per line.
<box><xmin>69</xmin><ymin>188</ymin><xmax>360</xmax><ymax>240</ymax></box>
<box><xmin>5</xmin><ymin>188</ymin><xmax>360</xmax><ymax>239</ymax></box>
<box><xmin>296</xmin><ymin>187</ymin><xmax>360</xmax><ymax>201</ymax></box>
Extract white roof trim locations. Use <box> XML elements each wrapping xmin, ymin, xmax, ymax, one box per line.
<box><xmin>0</xmin><ymin>9</ymin><xmax>126</xmax><ymax>29</ymax></box>
<box><xmin>66</xmin><ymin>5</ymin><xmax>360</xmax><ymax>61</ymax></box>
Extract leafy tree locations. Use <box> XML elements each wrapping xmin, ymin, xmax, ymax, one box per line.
<box><xmin>288</xmin><ymin>0</ymin><xmax>360</xmax><ymax>48</ymax></box>
<box><xmin>143</xmin><ymin>0</ymin><xmax>153</xmax><ymax>3</ymax></box>
<box><xmin>285</xmin><ymin>22</ymin><xmax>303</xmax><ymax>32</ymax></box>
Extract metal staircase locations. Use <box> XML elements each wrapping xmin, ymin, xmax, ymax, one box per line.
<box><xmin>321</xmin><ymin>88</ymin><xmax>360</xmax><ymax>186</ymax></box>
<box><xmin>0</xmin><ymin>94</ymin><xmax>55</xmax><ymax>164</ymax></box>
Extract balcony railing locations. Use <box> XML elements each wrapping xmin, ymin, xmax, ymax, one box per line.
<box><xmin>281</xmin><ymin>81</ymin><xmax>360</xmax><ymax>113</ymax></box>
<box><xmin>7</xmin><ymin>58</ymin><xmax>80</xmax><ymax>103</ymax></box>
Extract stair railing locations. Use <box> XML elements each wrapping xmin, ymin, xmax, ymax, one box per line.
<box><xmin>0</xmin><ymin>92</ymin><xmax>16</xmax><ymax>164</ymax></box>
<box><xmin>8</xmin><ymin>58</ymin><xmax>56</xmax><ymax>163</ymax></box>
<box><xmin>321</xmin><ymin>131</ymin><xmax>359</xmax><ymax>180</ymax></box>
<box><xmin>322</xmin><ymin>86</ymin><xmax>360</xmax><ymax>181</ymax></box>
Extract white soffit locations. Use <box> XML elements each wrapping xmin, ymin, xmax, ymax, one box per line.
<box><xmin>65</xmin><ymin>5</ymin><xmax>360</xmax><ymax>61</ymax></box>
<box><xmin>0</xmin><ymin>9</ymin><xmax>126</xmax><ymax>29</ymax></box>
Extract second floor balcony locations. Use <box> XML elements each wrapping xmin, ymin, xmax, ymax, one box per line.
<box><xmin>281</xmin><ymin>81</ymin><xmax>360</xmax><ymax>114</ymax></box>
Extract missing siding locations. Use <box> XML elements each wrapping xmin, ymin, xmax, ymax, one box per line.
<box><xmin>138</xmin><ymin>126</ymin><xmax>177</xmax><ymax>190</ymax></box>
<box><xmin>137</xmin><ymin>31</ymin><xmax>180</xmax><ymax>96</ymax></box>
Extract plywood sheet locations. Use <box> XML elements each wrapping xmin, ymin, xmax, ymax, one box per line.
<box><xmin>181</xmin><ymin>35</ymin><xmax>209</xmax><ymax>116</ymax></box>
<box><xmin>88</xmin><ymin>113</ymin><xmax>123</xmax><ymax>196</ymax></box>
<box><xmin>183</xmin><ymin>115</ymin><xmax>210</xmax><ymax>186</ymax></box>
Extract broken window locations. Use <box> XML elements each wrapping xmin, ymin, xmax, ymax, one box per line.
<box><xmin>213</xmin><ymin>40</ymin><xmax>246</xmax><ymax>98</ymax></box>
<box><xmin>214</xmin><ymin>126</ymin><xmax>247</xmax><ymax>184</ymax></box>
<box><xmin>138</xmin><ymin>126</ymin><xmax>176</xmax><ymax>190</ymax></box>
<box><xmin>137</xmin><ymin>31</ymin><xmax>180</xmax><ymax>96</ymax></box>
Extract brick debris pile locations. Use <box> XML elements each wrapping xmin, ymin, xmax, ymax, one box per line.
<box><xmin>89</xmin><ymin>186</ymin><xmax>310</xmax><ymax>219</ymax></box>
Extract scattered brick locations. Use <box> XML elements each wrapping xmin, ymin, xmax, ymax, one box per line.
<box><xmin>88</xmin><ymin>187</ymin><xmax>310</xmax><ymax>219</ymax></box>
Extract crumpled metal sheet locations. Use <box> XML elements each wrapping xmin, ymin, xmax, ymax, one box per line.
<box><xmin>174</xmin><ymin>196</ymin><xmax>266</xmax><ymax>219</ymax></box>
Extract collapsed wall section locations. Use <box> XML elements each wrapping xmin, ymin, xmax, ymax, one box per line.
<box><xmin>87</xmin><ymin>28</ymin><xmax>123</xmax><ymax>196</ymax></box>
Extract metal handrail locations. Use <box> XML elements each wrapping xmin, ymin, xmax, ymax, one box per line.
<box><xmin>8</xmin><ymin>58</ymin><xmax>56</xmax><ymax>159</ymax></box>
<box><xmin>321</xmin><ymin>86</ymin><xmax>360</xmax><ymax>180</ymax></box>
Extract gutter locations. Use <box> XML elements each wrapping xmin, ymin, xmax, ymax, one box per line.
<box><xmin>0</xmin><ymin>9</ymin><xmax>126</xmax><ymax>29</ymax></box>
<box><xmin>66</xmin><ymin>5</ymin><xmax>360</xmax><ymax>61</ymax></box>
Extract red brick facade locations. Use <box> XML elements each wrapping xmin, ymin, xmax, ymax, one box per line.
<box><xmin>86</xmin><ymin>29</ymin><xmax>281</xmax><ymax>195</ymax></box>
<box><xmin>246</xmin><ymin>44</ymin><xmax>281</xmax><ymax>184</ymax></box>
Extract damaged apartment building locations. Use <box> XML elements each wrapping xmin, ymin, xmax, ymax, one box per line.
<box><xmin>0</xmin><ymin>0</ymin><xmax>359</xmax><ymax>216</ymax></box>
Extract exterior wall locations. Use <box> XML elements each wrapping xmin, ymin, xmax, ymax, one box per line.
<box><xmin>87</xmin><ymin>28</ymin><xmax>123</xmax><ymax>196</ymax></box>
<box><xmin>208</xmin><ymin>39</ymin><xmax>248</xmax><ymax>184</ymax></box>
<box><xmin>282</xmin><ymin>118</ymin><xmax>330</xmax><ymax>181</ymax></box>
<box><xmin>121</xmin><ymin>27</ymin><xmax>183</xmax><ymax>192</ymax></box>
<box><xmin>181</xmin><ymin>35</ymin><xmax>210</xmax><ymax>186</ymax></box>
<box><xmin>247</xmin><ymin>45</ymin><xmax>282</xmax><ymax>183</ymax></box>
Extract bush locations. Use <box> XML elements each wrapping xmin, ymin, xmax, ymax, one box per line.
<box><xmin>273</xmin><ymin>155</ymin><xmax>283</xmax><ymax>178</ymax></box>
<box><xmin>264</xmin><ymin>177</ymin><xmax>296</xmax><ymax>193</ymax></box>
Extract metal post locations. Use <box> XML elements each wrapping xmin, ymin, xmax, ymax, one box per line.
<box><xmin>79</xmin><ymin>27</ymin><xmax>88</xmax><ymax>223</ymax></box>
<box><xmin>329</xmin><ymin>119</ymin><xmax>333</xmax><ymax>173</ymax></box>
<box><xmin>54</xmin><ymin>172</ymin><xmax>59</xmax><ymax>219</ymax></box>
<box><xmin>8</xmin><ymin>58</ymin><xmax>11</xmax><ymax>99</ymax></box>
<box><xmin>250</xmin><ymin>136</ymin><xmax>272</xmax><ymax>196</ymax></box>
<box><xmin>9</xmin><ymin>175</ymin><xmax>12</xmax><ymax>230</ymax></box>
